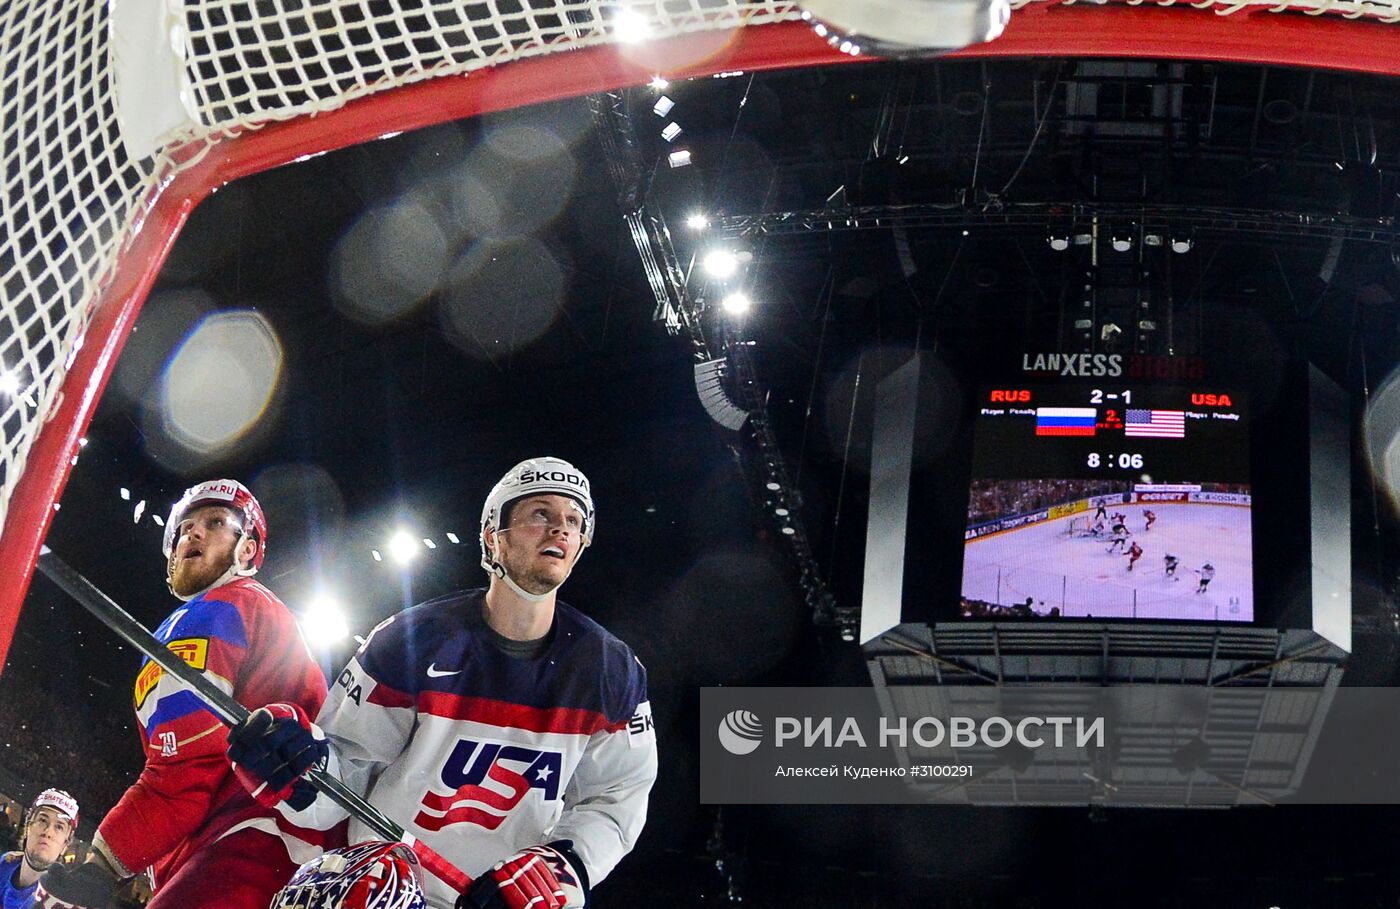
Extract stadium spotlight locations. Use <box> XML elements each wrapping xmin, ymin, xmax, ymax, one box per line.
<box><xmin>1048</xmin><ymin>235</ymin><xmax>1070</xmax><ymax>252</ymax></box>
<box><xmin>1111</xmin><ymin>235</ymin><xmax>1132</xmax><ymax>253</ymax></box>
<box><xmin>1171</xmin><ymin>237</ymin><xmax>1193</xmax><ymax>254</ymax></box>
<box><xmin>667</xmin><ymin>149</ymin><xmax>692</xmax><ymax>168</ymax></box>
<box><xmin>422</xmin><ymin>538</ymin><xmax>437</xmax><ymax>549</ymax></box>
<box><xmin>613</xmin><ymin>8</ymin><xmax>651</xmax><ymax>43</ymax></box>
<box><xmin>388</xmin><ymin>530</ymin><xmax>419</xmax><ymax>564</ymax></box>
<box><xmin>301</xmin><ymin>595</ymin><xmax>350</xmax><ymax>648</ymax></box>
<box><xmin>648</xmin><ymin>75</ymin><xmax>670</xmax><ymax>91</ymax></box>
<box><xmin>765</xmin><ymin>481</ymin><xmax>781</xmax><ymax>492</ymax></box>
<box><xmin>721</xmin><ymin>292</ymin><xmax>752</xmax><ymax>315</ymax></box>
<box><xmin>703</xmin><ymin>249</ymin><xmax>739</xmax><ymax>278</ymax></box>
<box><xmin>446</xmin><ymin>532</ymin><xmax>461</xmax><ymax>544</ymax></box>
<box><xmin>652</xmin><ymin>96</ymin><xmax>675</xmax><ymax>117</ymax></box>
<box><xmin>686</xmin><ymin>212</ymin><xmax>710</xmax><ymax>230</ymax></box>
<box><xmin>661</xmin><ymin>122</ymin><xmax>683</xmax><ymax>142</ymax></box>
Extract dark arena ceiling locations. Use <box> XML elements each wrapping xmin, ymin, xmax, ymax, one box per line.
<box><xmin>8</xmin><ymin>55</ymin><xmax>1400</xmax><ymax>906</ymax></box>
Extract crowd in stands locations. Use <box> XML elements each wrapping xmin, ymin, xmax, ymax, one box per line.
<box><xmin>0</xmin><ymin>803</ymin><xmax>18</xmax><ymax>852</ymax></box>
<box><xmin>1196</xmin><ymin>482</ymin><xmax>1251</xmax><ymax>495</ymax></box>
<box><xmin>0</xmin><ymin>641</ymin><xmax>137</xmax><ymax>832</ymax></box>
<box><xmin>961</xmin><ymin>596</ymin><xmax>1062</xmax><ymax>619</ymax></box>
<box><xmin>967</xmin><ymin>479</ymin><xmax>1132</xmax><ymax>526</ymax></box>
<box><xmin>967</xmin><ymin>479</ymin><xmax>1251</xmax><ymax>527</ymax></box>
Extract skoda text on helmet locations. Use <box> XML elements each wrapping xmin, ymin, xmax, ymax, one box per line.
<box><xmin>161</xmin><ymin>479</ymin><xmax>268</xmax><ymax>601</ymax></box>
<box><xmin>480</xmin><ymin>457</ymin><xmax>594</xmax><ymax>603</ymax></box>
<box><xmin>28</xmin><ymin>789</ymin><xmax>79</xmax><ymax>829</ymax></box>
<box><xmin>271</xmin><ymin>841</ymin><xmax>427</xmax><ymax>909</ymax></box>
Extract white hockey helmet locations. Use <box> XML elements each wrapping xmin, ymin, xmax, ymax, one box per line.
<box><xmin>270</xmin><ymin>841</ymin><xmax>427</xmax><ymax>909</ymax></box>
<box><xmin>480</xmin><ymin>457</ymin><xmax>594</xmax><ymax>601</ymax></box>
<box><xmin>162</xmin><ymin>479</ymin><xmax>267</xmax><ymax>600</ymax></box>
<box><xmin>28</xmin><ymin>789</ymin><xmax>79</xmax><ymax>828</ymax></box>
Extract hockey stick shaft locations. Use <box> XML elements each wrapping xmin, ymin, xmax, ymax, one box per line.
<box><xmin>34</xmin><ymin>549</ymin><xmax>474</xmax><ymax>890</ymax></box>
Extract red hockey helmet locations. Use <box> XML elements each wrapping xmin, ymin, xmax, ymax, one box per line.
<box><xmin>162</xmin><ymin>479</ymin><xmax>268</xmax><ymax>574</ymax></box>
<box><xmin>271</xmin><ymin>841</ymin><xmax>427</xmax><ymax>909</ymax></box>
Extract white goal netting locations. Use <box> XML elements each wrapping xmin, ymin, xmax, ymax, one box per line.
<box><xmin>1</xmin><ymin>0</ymin><xmax>1397</xmax><ymax>567</ymax></box>
<box><xmin>0</xmin><ymin>0</ymin><xmax>806</xmax><ymax>543</ymax></box>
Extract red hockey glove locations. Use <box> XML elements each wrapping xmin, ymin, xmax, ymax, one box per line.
<box><xmin>457</xmin><ymin>842</ymin><xmax>589</xmax><ymax>909</ymax></box>
<box><xmin>30</xmin><ymin>861</ymin><xmax>122</xmax><ymax>909</ymax></box>
<box><xmin>227</xmin><ymin>702</ymin><xmax>327</xmax><ymax>811</ymax></box>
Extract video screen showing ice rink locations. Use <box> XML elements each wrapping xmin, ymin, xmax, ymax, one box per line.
<box><xmin>961</xmin><ymin>481</ymin><xmax>1254</xmax><ymax>622</ymax></box>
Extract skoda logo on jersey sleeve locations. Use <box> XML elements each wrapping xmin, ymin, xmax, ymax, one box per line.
<box><xmin>718</xmin><ymin>709</ymin><xmax>764</xmax><ymax>755</ymax></box>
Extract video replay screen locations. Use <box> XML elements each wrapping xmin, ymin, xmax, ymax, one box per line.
<box><xmin>961</xmin><ymin>384</ymin><xmax>1253</xmax><ymax>622</ymax></box>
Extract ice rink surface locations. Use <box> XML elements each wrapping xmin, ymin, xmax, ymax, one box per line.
<box><xmin>962</xmin><ymin>503</ymin><xmax>1254</xmax><ymax>621</ymax></box>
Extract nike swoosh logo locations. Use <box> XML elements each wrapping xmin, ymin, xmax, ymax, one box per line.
<box><xmin>426</xmin><ymin>663</ymin><xmax>461</xmax><ymax>678</ymax></box>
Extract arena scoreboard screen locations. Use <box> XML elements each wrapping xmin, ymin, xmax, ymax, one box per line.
<box><xmin>960</xmin><ymin>383</ymin><xmax>1253</xmax><ymax>622</ymax></box>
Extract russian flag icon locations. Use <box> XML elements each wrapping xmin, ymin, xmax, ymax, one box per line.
<box><xmin>1035</xmin><ymin>407</ymin><xmax>1097</xmax><ymax>436</ymax></box>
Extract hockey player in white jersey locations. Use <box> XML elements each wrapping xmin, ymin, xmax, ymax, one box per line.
<box><xmin>228</xmin><ymin>457</ymin><xmax>658</xmax><ymax>909</ymax></box>
<box><xmin>1195</xmin><ymin>562</ymin><xmax>1216</xmax><ymax>594</ymax></box>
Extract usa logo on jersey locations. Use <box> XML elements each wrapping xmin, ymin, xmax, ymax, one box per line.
<box><xmin>414</xmin><ymin>739</ymin><xmax>563</xmax><ymax>832</ymax></box>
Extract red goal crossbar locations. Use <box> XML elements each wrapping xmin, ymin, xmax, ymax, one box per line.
<box><xmin>2</xmin><ymin>5</ymin><xmax>1398</xmax><ymax>670</ymax></box>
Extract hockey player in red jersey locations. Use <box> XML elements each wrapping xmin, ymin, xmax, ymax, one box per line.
<box><xmin>229</xmin><ymin>457</ymin><xmax>658</xmax><ymax>909</ymax></box>
<box><xmin>1143</xmin><ymin>509</ymin><xmax>1157</xmax><ymax>531</ymax></box>
<box><xmin>31</xmin><ymin>480</ymin><xmax>334</xmax><ymax>909</ymax></box>
<box><xmin>1127</xmin><ymin>541</ymin><xmax>1144</xmax><ymax>571</ymax></box>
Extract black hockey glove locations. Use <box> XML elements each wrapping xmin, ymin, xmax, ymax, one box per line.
<box><xmin>227</xmin><ymin>702</ymin><xmax>327</xmax><ymax>811</ymax></box>
<box><xmin>29</xmin><ymin>861</ymin><xmax>122</xmax><ymax>909</ymax></box>
<box><xmin>457</xmin><ymin>841</ymin><xmax>589</xmax><ymax>909</ymax></box>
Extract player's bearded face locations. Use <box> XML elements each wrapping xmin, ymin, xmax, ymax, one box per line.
<box><xmin>23</xmin><ymin>809</ymin><xmax>71</xmax><ymax>871</ymax></box>
<box><xmin>169</xmin><ymin>505</ymin><xmax>246</xmax><ymax>596</ymax></box>
<box><xmin>496</xmin><ymin>495</ymin><xmax>584</xmax><ymax>596</ymax></box>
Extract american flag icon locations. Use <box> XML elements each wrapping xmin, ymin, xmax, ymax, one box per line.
<box><xmin>1124</xmin><ymin>409</ymin><xmax>1185</xmax><ymax>438</ymax></box>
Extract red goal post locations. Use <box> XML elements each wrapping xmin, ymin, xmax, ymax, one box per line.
<box><xmin>2</xmin><ymin>0</ymin><xmax>1399</xmax><ymax>671</ymax></box>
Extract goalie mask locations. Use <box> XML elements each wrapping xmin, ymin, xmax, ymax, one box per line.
<box><xmin>270</xmin><ymin>841</ymin><xmax>427</xmax><ymax>909</ymax></box>
<box><xmin>480</xmin><ymin>457</ymin><xmax>594</xmax><ymax>603</ymax></box>
<box><xmin>162</xmin><ymin>479</ymin><xmax>268</xmax><ymax>601</ymax></box>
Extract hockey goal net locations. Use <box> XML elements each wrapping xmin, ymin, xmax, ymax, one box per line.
<box><xmin>2</xmin><ymin>0</ymin><xmax>1399</xmax><ymax>667</ymax></box>
<box><xmin>1065</xmin><ymin>515</ymin><xmax>1094</xmax><ymax>537</ymax></box>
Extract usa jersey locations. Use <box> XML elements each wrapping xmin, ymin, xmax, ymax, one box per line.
<box><xmin>285</xmin><ymin>589</ymin><xmax>658</xmax><ymax>909</ymax></box>
<box><xmin>99</xmin><ymin>577</ymin><xmax>333</xmax><ymax>888</ymax></box>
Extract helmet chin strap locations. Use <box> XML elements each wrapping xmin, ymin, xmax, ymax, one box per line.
<box><xmin>23</xmin><ymin>849</ymin><xmax>56</xmax><ymax>873</ymax></box>
<box><xmin>488</xmin><ymin>528</ymin><xmax>576</xmax><ymax>604</ymax></box>
<box><xmin>496</xmin><ymin>566</ymin><xmax>556</xmax><ymax>603</ymax></box>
